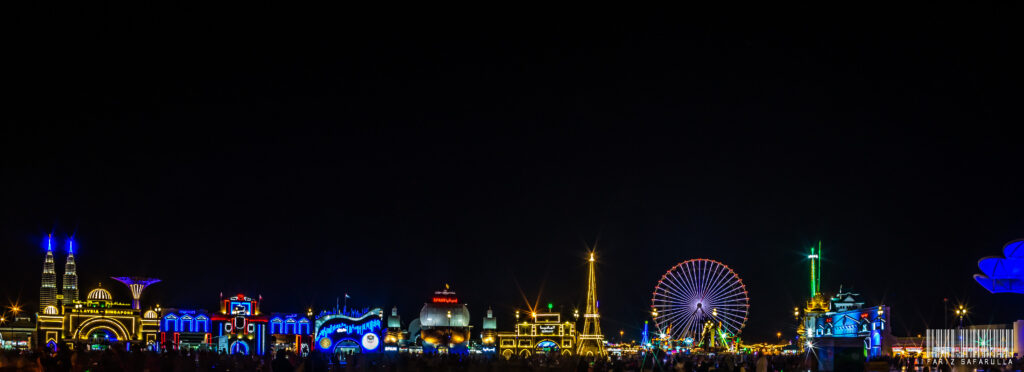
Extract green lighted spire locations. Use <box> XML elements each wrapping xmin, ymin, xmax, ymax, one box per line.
<box><xmin>808</xmin><ymin>241</ymin><xmax>822</xmax><ymax>297</ymax></box>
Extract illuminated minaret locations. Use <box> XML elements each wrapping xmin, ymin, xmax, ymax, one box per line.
<box><xmin>577</xmin><ymin>251</ymin><xmax>606</xmax><ymax>356</ymax></box>
<box><xmin>62</xmin><ymin>239</ymin><xmax>80</xmax><ymax>303</ymax></box>
<box><xmin>39</xmin><ymin>234</ymin><xmax>58</xmax><ymax>312</ymax></box>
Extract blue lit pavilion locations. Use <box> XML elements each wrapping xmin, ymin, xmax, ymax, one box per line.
<box><xmin>974</xmin><ymin>239</ymin><xmax>1024</xmax><ymax>294</ymax></box>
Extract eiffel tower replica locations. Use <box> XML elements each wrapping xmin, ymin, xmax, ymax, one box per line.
<box><xmin>576</xmin><ymin>252</ymin><xmax>606</xmax><ymax>356</ymax></box>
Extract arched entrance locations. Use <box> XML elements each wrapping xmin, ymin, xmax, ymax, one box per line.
<box><xmin>501</xmin><ymin>349</ymin><xmax>513</xmax><ymax>359</ymax></box>
<box><xmin>535</xmin><ymin>340</ymin><xmax>559</xmax><ymax>355</ymax></box>
<box><xmin>333</xmin><ymin>340</ymin><xmax>360</xmax><ymax>355</ymax></box>
<box><xmin>74</xmin><ymin>318</ymin><xmax>131</xmax><ymax>341</ymax></box>
<box><xmin>230</xmin><ymin>340</ymin><xmax>250</xmax><ymax>355</ymax></box>
<box><xmin>84</xmin><ymin>327</ymin><xmax>119</xmax><ymax>350</ymax></box>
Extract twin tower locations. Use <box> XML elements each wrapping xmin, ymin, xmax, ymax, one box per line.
<box><xmin>39</xmin><ymin>234</ymin><xmax>79</xmax><ymax>313</ymax></box>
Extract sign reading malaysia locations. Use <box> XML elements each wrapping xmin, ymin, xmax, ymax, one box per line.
<box><xmin>314</xmin><ymin>309</ymin><xmax>384</xmax><ymax>353</ymax></box>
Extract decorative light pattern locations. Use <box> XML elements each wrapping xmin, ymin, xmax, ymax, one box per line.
<box><xmin>87</xmin><ymin>288</ymin><xmax>113</xmax><ymax>300</ymax></box>
<box><xmin>926</xmin><ymin>328</ymin><xmax>1015</xmax><ymax>358</ymax></box>
<box><xmin>651</xmin><ymin>258</ymin><xmax>749</xmax><ymax>339</ymax></box>
<box><xmin>577</xmin><ymin>250</ymin><xmax>605</xmax><ymax>356</ymax></box>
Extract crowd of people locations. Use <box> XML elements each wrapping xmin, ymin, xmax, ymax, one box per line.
<box><xmin>1</xmin><ymin>347</ymin><xmax>1021</xmax><ymax>372</ymax></box>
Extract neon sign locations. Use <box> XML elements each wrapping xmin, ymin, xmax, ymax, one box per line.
<box><xmin>230</xmin><ymin>301</ymin><xmax>252</xmax><ymax>315</ymax></box>
<box><xmin>432</xmin><ymin>297</ymin><xmax>459</xmax><ymax>304</ymax></box>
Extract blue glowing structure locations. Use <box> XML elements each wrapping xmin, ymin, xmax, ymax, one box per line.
<box><xmin>162</xmin><ymin>311</ymin><xmax>212</xmax><ymax>333</ymax></box>
<box><xmin>974</xmin><ymin>239</ymin><xmax>1024</xmax><ymax>294</ymax></box>
<box><xmin>159</xmin><ymin>309</ymin><xmax>213</xmax><ymax>350</ymax></box>
<box><xmin>314</xmin><ymin>308</ymin><xmax>384</xmax><ymax>354</ymax></box>
<box><xmin>640</xmin><ymin>321</ymin><xmax>650</xmax><ymax>346</ymax></box>
<box><xmin>269</xmin><ymin>314</ymin><xmax>312</xmax><ymax>335</ymax></box>
<box><xmin>806</xmin><ymin>305</ymin><xmax>890</xmax><ymax>359</ymax></box>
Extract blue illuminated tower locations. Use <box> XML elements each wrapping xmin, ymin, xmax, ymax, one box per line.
<box><xmin>62</xmin><ymin>239</ymin><xmax>79</xmax><ymax>303</ymax></box>
<box><xmin>39</xmin><ymin>235</ymin><xmax>58</xmax><ymax>312</ymax></box>
<box><xmin>640</xmin><ymin>321</ymin><xmax>650</xmax><ymax>346</ymax></box>
<box><xmin>111</xmin><ymin>276</ymin><xmax>161</xmax><ymax>310</ymax></box>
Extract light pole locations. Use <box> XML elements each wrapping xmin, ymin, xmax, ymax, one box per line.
<box><xmin>515</xmin><ymin>310</ymin><xmax>519</xmax><ymax>356</ymax></box>
<box><xmin>955</xmin><ymin>306</ymin><xmax>966</xmax><ymax>329</ymax></box>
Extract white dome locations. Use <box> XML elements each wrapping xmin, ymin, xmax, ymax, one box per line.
<box><xmin>419</xmin><ymin>303</ymin><xmax>470</xmax><ymax>328</ymax></box>
<box><xmin>144</xmin><ymin>310</ymin><xmax>159</xmax><ymax>319</ymax></box>
<box><xmin>43</xmin><ymin>305</ymin><xmax>59</xmax><ymax>315</ymax></box>
<box><xmin>87</xmin><ymin>288</ymin><xmax>113</xmax><ymax>300</ymax></box>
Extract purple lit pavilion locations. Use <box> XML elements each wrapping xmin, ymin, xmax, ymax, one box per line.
<box><xmin>111</xmin><ymin>276</ymin><xmax>161</xmax><ymax>310</ymax></box>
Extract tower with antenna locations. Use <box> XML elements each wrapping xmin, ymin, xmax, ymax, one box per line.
<box><xmin>62</xmin><ymin>239</ymin><xmax>79</xmax><ymax>303</ymax></box>
<box><xmin>39</xmin><ymin>234</ymin><xmax>58</xmax><ymax>312</ymax></box>
<box><xmin>111</xmin><ymin>277</ymin><xmax>161</xmax><ymax>310</ymax></box>
<box><xmin>576</xmin><ymin>251</ymin><xmax>606</xmax><ymax>356</ymax></box>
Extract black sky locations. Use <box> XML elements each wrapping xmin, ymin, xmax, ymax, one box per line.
<box><xmin>3</xmin><ymin>5</ymin><xmax>1022</xmax><ymax>341</ymax></box>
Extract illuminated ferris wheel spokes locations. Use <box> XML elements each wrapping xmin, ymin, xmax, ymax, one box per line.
<box><xmin>651</xmin><ymin>259</ymin><xmax>749</xmax><ymax>340</ymax></box>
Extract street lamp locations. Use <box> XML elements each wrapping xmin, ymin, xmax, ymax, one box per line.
<box><xmin>620</xmin><ymin>330</ymin><xmax>624</xmax><ymax>343</ymax></box>
<box><xmin>955</xmin><ymin>306</ymin><xmax>966</xmax><ymax>329</ymax></box>
<box><xmin>776</xmin><ymin>332</ymin><xmax>782</xmax><ymax>341</ymax></box>
<box><xmin>793</xmin><ymin>307</ymin><xmax>799</xmax><ymax>319</ymax></box>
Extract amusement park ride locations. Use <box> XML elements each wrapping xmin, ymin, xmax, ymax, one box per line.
<box><xmin>649</xmin><ymin>258</ymin><xmax>750</xmax><ymax>353</ymax></box>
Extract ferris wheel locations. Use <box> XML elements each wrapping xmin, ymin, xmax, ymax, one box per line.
<box><xmin>651</xmin><ymin>258</ymin><xmax>749</xmax><ymax>340</ymax></box>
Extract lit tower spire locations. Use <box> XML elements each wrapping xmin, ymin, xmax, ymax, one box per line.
<box><xmin>808</xmin><ymin>241</ymin><xmax>821</xmax><ymax>297</ymax></box>
<box><xmin>577</xmin><ymin>251</ymin><xmax>606</xmax><ymax>356</ymax></box>
<box><xmin>39</xmin><ymin>234</ymin><xmax>58</xmax><ymax>312</ymax></box>
<box><xmin>62</xmin><ymin>238</ymin><xmax>80</xmax><ymax>303</ymax></box>
<box><xmin>111</xmin><ymin>276</ymin><xmax>161</xmax><ymax>310</ymax></box>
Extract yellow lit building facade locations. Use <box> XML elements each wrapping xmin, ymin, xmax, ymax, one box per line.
<box><xmin>37</xmin><ymin>286</ymin><xmax>160</xmax><ymax>351</ymax></box>
<box><xmin>497</xmin><ymin>312</ymin><xmax>576</xmax><ymax>358</ymax></box>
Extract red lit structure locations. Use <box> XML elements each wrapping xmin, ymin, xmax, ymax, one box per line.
<box><xmin>210</xmin><ymin>293</ymin><xmax>269</xmax><ymax>356</ymax></box>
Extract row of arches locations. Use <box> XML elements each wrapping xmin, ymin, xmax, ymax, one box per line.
<box><xmin>162</xmin><ymin>314</ymin><xmax>211</xmax><ymax>333</ymax></box>
<box><xmin>269</xmin><ymin>317</ymin><xmax>311</xmax><ymax>335</ymax></box>
<box><xmin>500</xmin><ymin>339</ymin><xmax>574</xmax><ymax>359</ymax></box>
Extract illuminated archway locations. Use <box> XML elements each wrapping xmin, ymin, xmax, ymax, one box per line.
<box><xmin>84</xmin><ymin>327</ymin><xmax>120</xmax><ymax>343</ymax></box>
<box><xmin>535</xmin><ymin>339</ymin><xmax>560</xmax><ymax>354</ymax></box>
<box><xmin>501</xmin><ymin>349</ymin><xmax>513</xmax><ymax>359</ymax></box>
<box><xmin>230</xmin><ymin>340</ymin><xmax>250</xmax><ymax>354</ymax></box>
<box><xmin>518</xmin><ymin>349</ymin><xmax>531</xmax><ymax>357</ymax></box>
<box><xmin>74</xmin><ymin>318</ymin><xmax>131</xmax><ymax>342</ymax></box>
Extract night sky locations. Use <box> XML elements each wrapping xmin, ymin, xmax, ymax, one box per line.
<box><xmin>3</xmin><ymin>6</ymin><xmax>1022</xmax><ymax>342</ymax></box>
